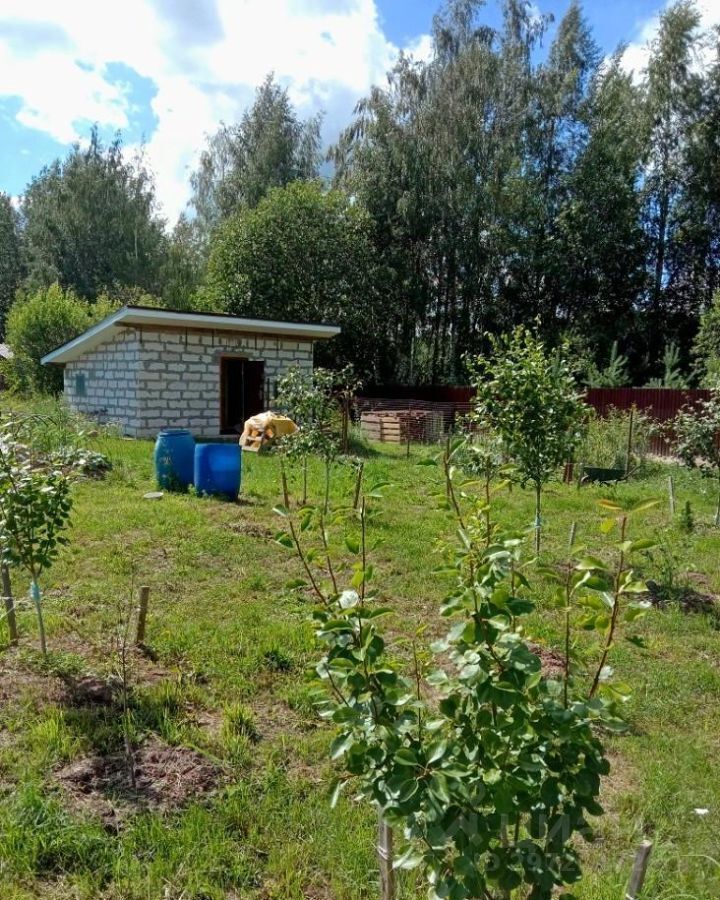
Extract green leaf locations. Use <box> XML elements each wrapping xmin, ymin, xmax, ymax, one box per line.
<box><xmin>506</xmin><ymin>597</ymin><xmax>535</xmax><ymax>615</ymax></box>
<box><xmin>394</xmin><ymin>748</ymin><xmax>418</xmax><ymax>767</ymax></box>
<box><xmin>274</xmin><ymin>531</ymin><xmax>294</xmax><ymax>549</ymax></box>
<box><xmin>330</xmin><ymin>733</ymin><xmax>355</xmax><ymax>760</ymax></box>
<box><xmin>272</xmin><ymin>504</ymin><xmax>290</xmax><ymax>517</ymax></box>
<box><xmin>393</xmin><ymin>847</ymin><xmax>424</xmax><ymax>870</ymax></box>
<box><xmin>630</xmin><ymin>538</ymin><xmax>656</xmax><ymax>551</ymax></box>
<box><xmin>576</xmin><ymin>556</ymin><xmax>607</xmax><ymax>571</ymax></box>
<box><xmin>329</xmin><ymin>778</ymin><xmax>348</xmax><ymax>808</ymax></box>
<box><xmin>344</xmin><ymin>535</ymin><xmax>360</xmax><ymax>554</ymax></box>
<box><xmin>427</xmin><ymin>740</ymin><xmax>448</xmax><ymax>765</ymax></box>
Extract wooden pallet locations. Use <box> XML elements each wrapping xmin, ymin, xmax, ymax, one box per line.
<box><xmin>239</xmin><ymin>426</ymin><xmax>267</xmax><ymax>452</ymax></box>
<box><xmin>360</xmin><ymin>410</ymin><xmax>444</xmax><ymax>444</ymax></box>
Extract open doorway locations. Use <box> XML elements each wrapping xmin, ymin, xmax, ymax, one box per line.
<box><xmin>220</xmin><ymin>357</ymin><xmax>265</xmax><ymax>434</ymax></box>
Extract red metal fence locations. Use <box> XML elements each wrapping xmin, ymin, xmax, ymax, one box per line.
<box><xmin>584</xmin><ymin>388</ymin><xmax>710</xmax><ymax>422</ymax></box>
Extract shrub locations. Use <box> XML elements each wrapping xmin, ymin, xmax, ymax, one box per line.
<box><xmin>4</xmin><ymin>284</ymin><xmax>91</xmax><ymax>395</ymax></box>
<box><xmin>692</xmin><ymin>289</ymin><xmax>720</xmax><ymax>386</ymax></box>
<box><xmin>672</xmin><ymin>393</ymin><xmax>720</xmax><ymax>524</ymax></box>
<box><xmin>577</xmin><ymin>406</ymin><xmax>655</xmax><ymax>472</ymax></box>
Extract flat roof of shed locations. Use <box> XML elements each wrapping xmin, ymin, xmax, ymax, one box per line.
<box><xmin>41</xmin><ymin>305</ymin><xmax>341</xmax><ymax>365</ymax></box>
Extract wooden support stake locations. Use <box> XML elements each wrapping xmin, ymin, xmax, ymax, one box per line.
<box><xmin>625</xmin><ymin>840</ymin><xmax>652</xmax><ymax>899</ymax></box>
<box><xmin>1</xmin><ymin>564</ymin><xmax>17</xmax><ymax>645</ymax></box>
<box><xmin>668</xmin><ymin>476</ymin><xmax>676</xmax><ymax>518</ymax></box>
<box><xmin>568</xmin><ymin>521</ymin><xmax>577</xmax><ymax>551</ymax></box>
<box><xmin>625</xmin><ymin>406</ymin><xmax>635</xmax><ymax>476</ymax></box>
<box><xmin>377</xmin><ymin>813</ymin><xmax>395</xmax><ymax>900</ymax></box>
<box><xmin>135</xmin><ymin>586</ymin><xmax>150</xmax><ymax>646</ymax></box>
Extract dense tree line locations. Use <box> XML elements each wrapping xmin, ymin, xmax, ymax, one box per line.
<box><xmin>333</xmin><ymin>0</ymin><xmax>720</xmax><ymax>383</ymax></box>
<box><xmin>1</xmin><ymin>1</ymin><xmax>719</xmax><ymax>387</ymax></box>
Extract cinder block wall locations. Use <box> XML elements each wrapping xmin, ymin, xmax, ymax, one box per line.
<box><xmin>134</xmin><ymin>326</ymin><xmax>314</xmax><ymax>438</ymax></box>
<box><xmin>63</xmin><ymin>328</ymin><xmax>143</xmax><ymax>435</ymax></box>
<box><xmin>63</xmin><ymin>325</ymin><xmax>315</xmax><ymax>438</ymax></box>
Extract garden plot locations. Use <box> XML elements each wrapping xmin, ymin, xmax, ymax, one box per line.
<box><xmin>0</xmin><ymin>400</ymin><xmax>717</xmax><ymax>899</ymax></box>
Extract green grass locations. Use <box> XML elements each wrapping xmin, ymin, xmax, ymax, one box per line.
<box><xmin>0</xmin><ymin>420</ymin><xmax>719</xmax><ymax>898</ymax></box>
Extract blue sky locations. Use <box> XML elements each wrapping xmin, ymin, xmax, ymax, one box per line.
<box><xmin>0</xmin><ymin>0</ymin><xmax>714</xmax><ymax>223</ymax></box>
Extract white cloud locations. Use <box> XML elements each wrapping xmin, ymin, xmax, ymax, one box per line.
<box><xmin>0</xmin><ymin>0</ymin><xmax>430</xmax><ymax>221</ymax></box>
<box><xmin>621</xmin><ymin>0</ymin><xmax>720</xmax><ymax>81</ymax></box>
<box><xmin>405</xmin><ymin>32</ymin><xmax>434</xmax><ymax>64</ymax></box>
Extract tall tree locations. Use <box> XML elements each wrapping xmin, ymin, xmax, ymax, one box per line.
<box><xmin>331</xmin><ymin>0</ymin><xmax>720</xmax><ymax>385</ymax></box>
<box><xmin>190</xmin><ymin>74</ymin><xmax>321</xmax><ymax>242</ymax></box>
<box><xmin>640</xmin><ymin>1</ymin><xmax>703</xmax><ymax>360</ymax></box>
<box><xmin>0</xmin><ymin>193</ymin><xmax>23</xmax><ymax>336</ymax></box>
<box><xmin>204</xmin><ymin>181</ymin><xmax>384</xmax><ymax>378</ymax></box>
<box><xmin>554</xmin><ymin>55</ymin><xmax>647</xmax><ymax>351</ymax></box>
<box><xmin>21</xmin><ymin>128</ymin><xmax>166</xmax><ymax>300</ymax></box>
<box><xmin>160</xmin><ymin>214</ymin><xmax>207</xmax><ymax>310</ymax></box>
<box><xmin>669</xmin><ymin>25</ymin><xmax>720</xmax><ymax>321</ymax></box>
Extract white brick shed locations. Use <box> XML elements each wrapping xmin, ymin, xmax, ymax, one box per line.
<box><xmin>41</xmin><ymin>305</ymin><xmax>340</xmax><ymax>439</ymax></box>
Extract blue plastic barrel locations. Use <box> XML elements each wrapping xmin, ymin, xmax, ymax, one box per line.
<box><xmin>154</xmin><ymin>429</ymin><xmax>195</xmax><ymax>491</ymax></box>
<box><xmin>194</xmin><ymin>443</ymin><xmax>241</xmax><ymax>500</ymax></box>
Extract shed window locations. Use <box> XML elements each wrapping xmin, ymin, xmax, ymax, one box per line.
<box><xmin>74</xmin><ymin>374</ymin><xmax>87</xmax><ymax>398</ymax></box>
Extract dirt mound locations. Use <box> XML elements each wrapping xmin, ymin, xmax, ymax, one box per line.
<box><xmin>528</xmin><ymin>643</ymin><xmax>566</xmax><ymax>679</ymax></box>
<box><xmin>56</xmin><ymin>737</ymin><xmax>223</xmax><ymax>827</ymax></box>
<box><xmin>644</xmin><ymin>580</ymin><xmax>719</xmax><ymax>615</ymax></box>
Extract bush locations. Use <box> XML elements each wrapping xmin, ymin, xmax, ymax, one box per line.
<box><xmin>577</xmin><ymin>406</ymin><xmax>655</xmax><ymax>471</ymax></box>
<box><xmin>692</xmin><ymin>289</ymin><xmax>720</xmax><ymax>386</ymax></box>
<box><xmin>4</xmin><ymin>284</ymin><xmax>92</xmax><ymax>395</ymax></box>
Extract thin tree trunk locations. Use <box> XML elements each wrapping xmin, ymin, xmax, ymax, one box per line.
<box><xmin>377</xmin><ymin>812</ymin><xmax>395</xmax><ymax>900</ymax></box>
<box><xmin>2</xmin><ymin>564</ymin><xmax>17</xmax><ymax>645</ymax></box>
<box><xmin>30</xmin><ymin>579</ymin><xmax>47</xmax><ymax>656</ymax></box>
<box><xmin>353</xmin><ymin>462</ymin><xmax>364</xmax><ymax>510</ymax></box>
<box><xmin>534</xmin><ymin>482</ymin><xmax>542</xmax><ymax>554</ymax></box>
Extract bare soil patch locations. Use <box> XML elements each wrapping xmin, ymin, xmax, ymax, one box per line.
<box><xmin>56</xmin><ymin>737</ymin><xmax>223</xmax><ymax>827</ymax></box>
<box><xmin>229</xmin><ymin>519</ymin><xmax>273</xmax><ymax>539</ymax></box>
<box><xmin>644</xmin><ymin>580</ymin><xmax>719</xmax><ymax>615</ymax></box>
<box><xmin>529</xmin><ymin>642</ymin><xmax>566</xmax><ymax>679</ymax></box>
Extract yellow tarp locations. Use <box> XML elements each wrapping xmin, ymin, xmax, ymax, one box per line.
<box><xmin>239</xmin><ymin>411</ymin><xmax>297</xmax><ymax>451</ymax></box>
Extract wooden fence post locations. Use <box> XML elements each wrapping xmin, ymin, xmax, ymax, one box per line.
<box><xmin>377</xmin><ymin>812</ymin><xmax>396</xmax><ymax>900</ymax></box>
<box><xmin>1</xmin><ymin>564</ymin><xmax>17</xmax><ymax>645</ymax></box>
<box><xmin>135</xmin><ymin>586</ymin><xmax>150</xmax><ymax>646</ymax></box>
<box><xmin>625</xmin><ymin>840</ymin><xmax>652</xmax><ymax>899</ymax></box>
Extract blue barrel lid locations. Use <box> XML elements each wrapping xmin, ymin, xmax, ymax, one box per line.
<box><xmin>157</xmin><ymin>428</ymin><xmax>192</xmax><ymax>437</ymax></box>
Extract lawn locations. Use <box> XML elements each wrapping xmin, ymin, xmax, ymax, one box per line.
<box><xmin>0</xmin><ymin>422</ymin><xmax>718</xmax><ymax>899</ymax></box>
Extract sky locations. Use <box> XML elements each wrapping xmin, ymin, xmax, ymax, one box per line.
<box><xmin>0</xmin><ymin>0</ymin><xmax>717</xmax><ymax>225</ymax></box>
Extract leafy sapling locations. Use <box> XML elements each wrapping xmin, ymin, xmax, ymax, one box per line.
<box><xmin>275</xmin><ymin>366</ymin><xmax>345</xmax><ymax>510</ymax></box>
<box><xmin>274</xmin><ymin>488</ymin><xmax>412</xmax><ymax>900</ymax></box>
<box><xmin>0</xmin><ymin>428</ymin><xmax>76</xmax><ymax>655</ymax></box>
<box><xmin>469</xmin><ymin>327</ymin><xmax>586</xmax><ymax>552</ymax></box>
